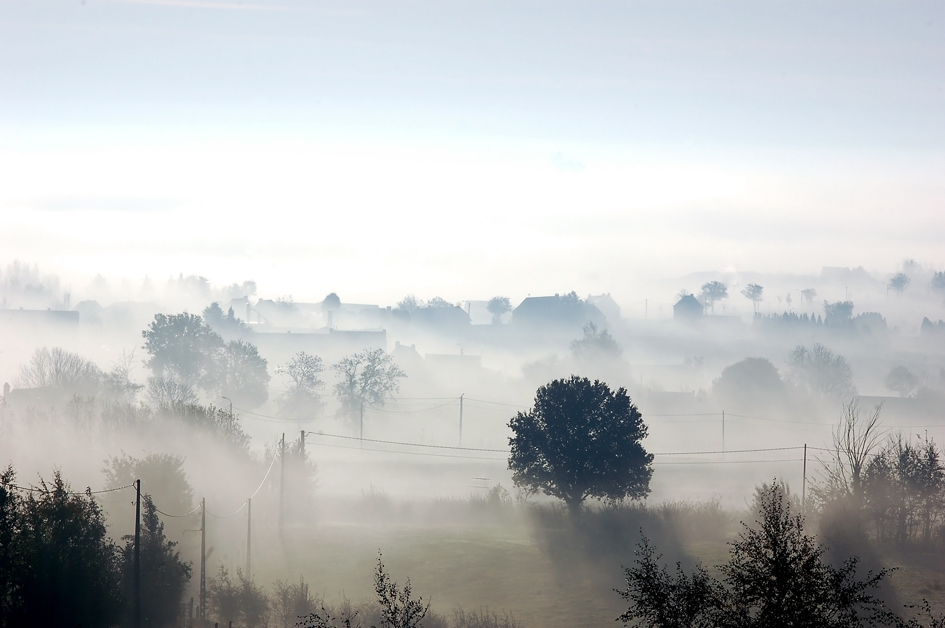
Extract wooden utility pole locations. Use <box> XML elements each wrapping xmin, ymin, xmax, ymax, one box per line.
<box><xmin>802</xmin><ymin>444</ymin><xmax>808</xmax><ymax>507</ymax></box>
<box><xmin>300</xmin><ymin>430</ymin><xmax>305</xmax><ymax>458</ymax></box>
<box><xmin>134</xmin><ymin>479</ymin><xmax>141</xmax><ymax>628</ymax></box>
<box><xmin>246</xmin><ymin>498</ymin><xmax>252</xmax><ymax>579</ymax></box>
<box><xmin>200</xmin><ymin>498</ymin><xmax>206</xmax><ymax>620</ymax></box>
<box><xmin>722</xmin><ymin>411</ymin><xmax>725</xmax><ymax>454</ymax></box>
<box><xmin>459</xmin><ymin>394</ymin><xmax>464</xmax><ymax>446</ymax></box>
<box><xmin>279</xmin><ymin>433</ymin><xmax>285</xmax><ymax>540</ymax></box>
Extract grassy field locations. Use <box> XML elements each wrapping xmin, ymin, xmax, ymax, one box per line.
<box><xmin>243</xmin><ymin>499</ymin><xmax>945</xmax><ymax>628</ymax></box>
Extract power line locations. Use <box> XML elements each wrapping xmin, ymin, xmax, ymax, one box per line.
<box><xmin>365</xmin><ymin>400</ymin><xmax>457</xmax><ymax>414</ymax></box>
<box><xmin>233</xmin><ymin>406</ymin><xmax>340</xmax><ymax>423</ymax></box>
<box><xmin>2</xmin><ymin>482</ymin><xmax>135</xmax><ymax>495</ymax></box>
<box><xmin>305</xmin><ymin>431</ymin><xmax>812</xmax><ymax>458</ymax></box>
<box><xmin>654</xmin><ymin>458</ymin><xmax>804</xmax><ymax>466</ymax></box>
<box><xmin>154</xmin><ymin>503</ymin><xmax>202</xmax><ymax>518</ymax></box>
<box><xmin>463</xmin><ymin>397</ymin><xmax>527</xmax><ymax>408</ymax></box>
<box><xmin>305</xmin><ymin>431</ymin><xmax>508</xmax><ymax>452</ymax></box>
<box><xmin>312</xmin><ymin>441</ymin><xmax>507</xmax><ymax>461</ymax></box>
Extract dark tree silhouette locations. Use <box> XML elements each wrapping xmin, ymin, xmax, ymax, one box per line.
<box><xmin>508</xmin><ymin>376</ymin><xmax>652</xmax><ymax>513</ymax></box>
<box><xmin>487</xmin><ymin>296</ymin><xmax>512</xmax><ymax>324</ymax></box>
<box><xmin>617</xmin><ymin>483</ymin><xmax>897</xmax><ymax>628</ymax></box>
<box><xmin>0</xmin><ymin>469</ymin><xmax>124</xmax><ymax>628</ymax></box>
<box><xmin>121</xmin><ymin>495</ymin><xmax>191</xmax><ymax>628</ymax></box>
<box><xmin>373</xmin><ymin>553</ymin><xmax>429</xmax><ymax>628</ymax></box>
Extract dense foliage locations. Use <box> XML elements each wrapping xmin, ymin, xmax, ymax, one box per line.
<box><xmin>617</xmin><ymin>483</ymin><xmax>895</xmax><ymax>628</ymax></box>
<box><xmin>508</xmin><ymin>376</ymin><xmax>653</xmax><ymax>513</ymax></box>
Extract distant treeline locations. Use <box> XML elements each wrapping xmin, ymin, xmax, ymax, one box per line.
<box><xmin>921</xmin><ymin>317</ymin><xmax>945</xmax><ymax>337</ymax></box>
<box><xmin>753</xmin><ymin>311</ymin><xmax>887</xmax><ymax>334</ymax></box>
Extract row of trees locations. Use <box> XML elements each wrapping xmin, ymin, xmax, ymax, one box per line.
<box><xmin>142</xmin><ymin>308</ymin><xmax>406</xmax><ymax>417</ymax></box>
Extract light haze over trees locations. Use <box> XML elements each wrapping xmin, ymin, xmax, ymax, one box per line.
<box><xmin>332</xmin><ymin>348</ymin><xmax>406</xmax><ymax>418</ymax></box>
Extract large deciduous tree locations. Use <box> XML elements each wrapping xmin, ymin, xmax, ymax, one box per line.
<box><xmin>508</xmin><ymin>376</ymin><xmax>652</xmax><ymax>514</ymax></box>
<box><xmin>276</xmin><ymin>351</ymin><xmax>325</xmax><ymax>419</ymax></box>
<box><xmin>142</xmin><ymin>312</ymin><xmax>225</xmax><ymax>390</ymax></box>
<box><xmin>219</xmin><ymin>339</ymin><xmax>270</xmax><ymax>408</ymax></box>
<box><xmin>331</xmin><ymin>348</ymin><xmax>405</xmax><ymax>418</ymax></box>
<box><xmin>699</xmin><ymin>281</ymin><xmax>728</xmax><ymax>314</ymax></box>
<box><xmin>787</xmin><ymin>343</ymin><xmax>857</xmax><ymax>399</ymax></box>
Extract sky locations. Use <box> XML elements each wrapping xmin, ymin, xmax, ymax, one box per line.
<box><xmin>1</xmin><ymin>0</ymin><xmax>944</xmax><ymax>304</ymax></box>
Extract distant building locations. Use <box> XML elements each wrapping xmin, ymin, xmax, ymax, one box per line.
<box><xmin>411</xmin><ymin>305</ymin><xmax>470</xmax><ymax>328</ymax></box>
<box><xmin>586</xmin><ymin>294</ymin><xmax>621</xmax><ymax>323</ymax></box>
<box><xmin>673</xmin><ymin>295</ymin><xmax>703</xmax><ymax>320</ymax></box>
<box><xmin>513</xmin><ymin>294</ymin><xmax>605</xmax><ymax>328</ymax></box>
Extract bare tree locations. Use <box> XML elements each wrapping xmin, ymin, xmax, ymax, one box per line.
<box><xmin>813</xmin><ymin>399</ymin><xmax>884</xmax><ymax>507</ymax></box>
<box><xmin>15</xmin><ymin>347</ymin><xmax>104</xmax><ymax>397</ymax></box>
<box><xmin>276</xmin><ymin>352</ymin><xmax>325</xmax><ymax>418</ymax></box>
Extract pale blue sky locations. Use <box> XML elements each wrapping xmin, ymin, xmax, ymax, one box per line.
<box><xmin>2</xmin><ymin>0</ymin><xmax>943</xmax><ymax>303</ymax></box>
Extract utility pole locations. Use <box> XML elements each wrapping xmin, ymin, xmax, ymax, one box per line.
<box><xmin>134</xmin><ymin>479</ymin><xmax>141</xmax><ymax>628</ymax></box>
<box><xmin>459</xmin><ymin>394</ymin><xmax>464</xmax><ymax>446</ymax></box>
<box><xmin>246</xmin><ymin>498</ymin><xmax>252</xmax><ymax>579</ymax></box>
<box><xmin>300</xmin><ymin>430</ymin><xmax>305</xmax><ymax>458</ymax></box>
<box><xmin>802</xmin><ymin>444</ymin><xmax>808</xmax><ymax>508</ymax></box>
<box><xmin>722</xmin><ymin>411</ymin><xmax>725</xmax><ymax>454</ymax></box>
<box><xmin>279</xmin><ymin>433</ymin><xmax>285</xmax><ymax>540</ymax></box>
<box><xmin>200</xmin><ymin>498</ymin><xmax>206</xmax><ymax>620</ymax></box>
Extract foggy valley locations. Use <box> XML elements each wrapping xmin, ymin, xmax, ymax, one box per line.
<box><xmin>2</xmin><ymin>0</ymin><xmax>945</xmax><ymax>626</ymax></box>
<box><xmin>3</xmin><ymin>261</ymin><xmax>945</xmax><ymax>627</ymax></box>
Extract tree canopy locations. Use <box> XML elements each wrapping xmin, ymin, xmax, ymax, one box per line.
<box><xmin>331</xmin><ymin>348</ymin><xmax>406</xmax><ymax>418</ymax></box>
<box><xmin>570</xmin><ymin>322</ymin><xmax>622</xmax><ymax>361</ymax></box>
<box><xmin>787</xmin><ymin>343</ymin><xmax>857</xmax><ymax>399</ymax></box>
<box><xmin>699</xmin><ymin>281</ymin><xmax>728</xmax><ymax>314</ymax></box>
<box><xmin>0</xmin><ymin>468</ymin><xmax>125</xmax><ymax>628</ymax></box>
<box><xmin>142</xmin><ymin>312</ymin><xmax>224</xmax><ymax>390</ymax></box>
<box><xmin>508</xmin><ymin>376</ymin><xmax>652</xmax><ymax>513</ymax></box>
<box><xmin>276</xmin><ymin>351</ymin><xmax>326</xmax><ymax>419</ymax></box>
<box><xmin>741</xmin><ymin>283</ymin><xmax>764</xmax><ymax>313</ymax></box>
<box><xmin>487</xmin><ymin>296</ymin><xmax>512</xmax><ymax>324</ymax></box>
<box><xmin>712</xmin><ymin>357</ymin><xmax>784</xmax><ymax>409</ymax></box>
<box><xmin>617</xmin><ymin>482</ymin><xmax>896</xmax><ymax>628</ymax></box>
